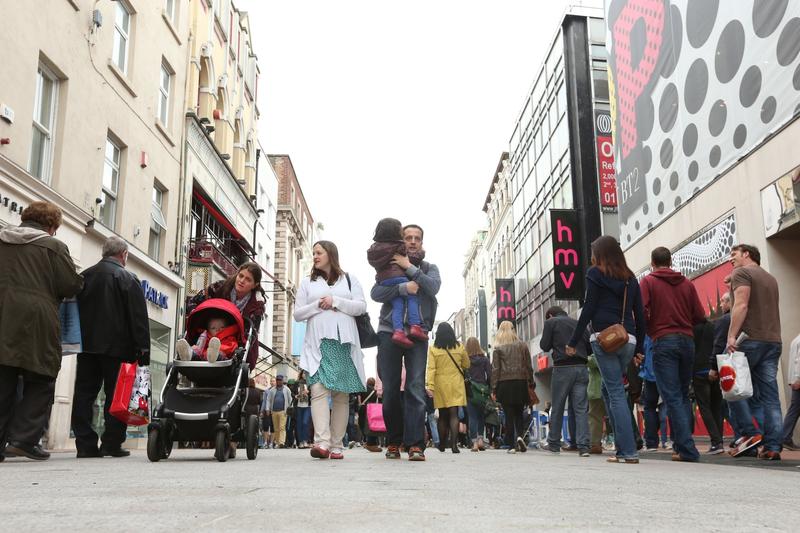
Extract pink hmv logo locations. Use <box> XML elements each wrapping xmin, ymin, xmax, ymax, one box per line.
<box><xmin>550</xmin><ymin>209</ymin><xmax>583</xmax><ymax>300</ymax></box>
<box><xmin>495</xmin><ymin>279</ymin><xmax>516</xmax><ymax>326</ymax></box>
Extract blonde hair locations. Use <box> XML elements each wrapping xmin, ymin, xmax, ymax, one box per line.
<box><xmin>494</xmin><ymin>321</ymin><xmax>519</xmax><ymax>346</ymax></box>
<box><xmin>465</xmin><ymin>337</ymin><xmax>484</xmax><ymax>356</ymax></box>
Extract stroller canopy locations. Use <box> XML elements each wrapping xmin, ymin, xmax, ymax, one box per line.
<box><xmin>185</xmin><ymin>298</ymin><xmax>246</xmax><ymax>345</ymax></box>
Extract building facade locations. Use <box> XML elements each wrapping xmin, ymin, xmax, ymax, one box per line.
<box><xmin>606</xmin><ymin>1</ymin><xmax>800</xmax><ymax>413</ymax></box>
<box><xmin>0</xmin><ymin>0</ymin><xmax>192</xmax><ymax>449</ymax></box>
<box><xmin>462</xmin><ymin>230</ymin><xmax>487</xmax><ymax>345</ymax></box>
<box><xmin>268</xmin><ymin>154</ymin><xmax>315</xmax><ymax>378</ymax></box>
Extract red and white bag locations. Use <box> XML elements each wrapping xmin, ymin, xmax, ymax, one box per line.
<box><xmin>715</xmin><ymin>351</ymin><xmax>753</xmax><ymax>402</ymax></box>
<box><xmin>109</xmin><ymin>362</ymin><xmax>151</xmax><ymax>426</ymax></box>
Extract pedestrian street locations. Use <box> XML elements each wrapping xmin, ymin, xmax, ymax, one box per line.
<box><xmin>3</xmin><ymin>446</ymin><xmax>799</xmax><ymax>532</ymax></box>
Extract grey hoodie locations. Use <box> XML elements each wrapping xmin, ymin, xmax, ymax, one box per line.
<box><xmin>0</xmin><ymin>223</ymin><xmax>51</xmax><ymax>244</ymax></box>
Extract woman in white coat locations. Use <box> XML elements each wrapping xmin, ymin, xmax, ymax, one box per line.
<box><xmin>293</xmin><ymin>240</ymin><xmax>367</xmax><ymax>459</ymax></box>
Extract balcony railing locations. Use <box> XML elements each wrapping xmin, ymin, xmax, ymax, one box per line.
<box><xmin>187</xmin><ymin>237</ymin><xmax>246</xmax><ymax>278</ymax></box>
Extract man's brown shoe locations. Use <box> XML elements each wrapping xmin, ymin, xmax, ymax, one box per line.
<box><xmin>590</xmin><ymin>445</ymin><xmax>603</xmax><ymax>454</ymax></box>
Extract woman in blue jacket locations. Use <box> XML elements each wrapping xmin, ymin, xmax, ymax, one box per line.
<box><xmin>567</xmin><ymin>236</ymin><xmax>646</xmax><ymax>464</ymax></box>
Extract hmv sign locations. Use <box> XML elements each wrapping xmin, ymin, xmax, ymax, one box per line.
<box><xmin>495</xmin><ymin>278</ymin><xmax>516</xmax><ymax>326</ymax></box>
<box><xmin>550</xmin><ymin>209</ymin><xmax>584</xmax><ymax>300</ymax></box>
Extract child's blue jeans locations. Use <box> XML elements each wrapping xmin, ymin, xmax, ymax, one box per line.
<box><xmin>380</xmin><ymin>276</ymin><xmax>421</xmax><ymax>331</ymax></box>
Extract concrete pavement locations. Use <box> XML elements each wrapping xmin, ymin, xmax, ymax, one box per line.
<box><xmin>3</xmin><ymin>446</ymin><xmax>799</xmax><ymax>532</ymax></box>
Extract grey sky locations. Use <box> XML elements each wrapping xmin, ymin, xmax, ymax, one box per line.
<box><xmin>239</xmin><ymin>0</ymin><xmax>577</xmax><ymax>374</ymax></box>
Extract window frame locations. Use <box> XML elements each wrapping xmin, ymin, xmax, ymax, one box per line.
<box><xmin>113</xmin><ymin>1</ymin><xmax>132</xmax><ymax>74</ymax></box>
<box><xmin>29</xmin><ymin>63</ymin><xmax>59</xmax><ymax>184</ymax></box>
<box><xmin>164</xmin><ymin>0</ymin><xmax>176</xmax><ymax>24</ymax></box>
<box><xmin>149</xmin><ymin>182</ymin><xmax>167</xmax><ymax>262</ymax></box>
<box><xmin>100</xmin><ymin>137</ymin><xmax>122</xmax><ymax>229</ymax></box>
<box><xmin>158</xmin><ymin>61</ymin><xmax>173</xmax><ymax>127</ymax></box>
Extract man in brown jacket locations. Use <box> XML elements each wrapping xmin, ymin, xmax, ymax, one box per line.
<box><xmin>0</xmin><ymin>202</ymin><xmax>83</xmax><ymax>461</ymax></box>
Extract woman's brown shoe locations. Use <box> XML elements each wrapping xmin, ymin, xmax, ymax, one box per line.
<box><xmin>364</xmin><ymin>444</ymin><xmax>382</xmax><ymax>453</ymax></box>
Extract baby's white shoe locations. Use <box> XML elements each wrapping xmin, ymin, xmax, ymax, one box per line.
<box><xmin>207</xmin><ymin>337</ymin><xmax>221</xmax><ymax>363</ymax></box>
<box><xmin>176</xmin><ymin>339</ymin><xmax>192</xmax><ymax>361</ymax></box>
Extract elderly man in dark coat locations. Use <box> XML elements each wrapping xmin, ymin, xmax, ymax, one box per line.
<box><xmin>72</xmin><ymin>236</ymin><xmax>150</xmax><ymax>458</ymax></box>
<box><xmin>0</xmin><ymin>202</ymin><xmax>83</xmax><ymax>461</ymax></box>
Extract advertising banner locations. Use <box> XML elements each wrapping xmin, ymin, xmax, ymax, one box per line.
<box><xmin>550</xmin><ymin>209</ymin><xmax>584</xmax><ymax>300</ymax></box>
<box><xmin>595</xmin><ymin>111</ymin><xmax>618</xmax><ymax>210</ymax></box>
<box><xmin>605</xmin><ymin>0</ymin><xmax>800</xmax><ymax>246</ymax></box>
<box><xmin>495</xmin><ymin>279</ymin><xmax>516</xmax><ymax>326</ymax></box>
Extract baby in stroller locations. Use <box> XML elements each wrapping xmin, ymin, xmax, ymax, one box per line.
<box><xmin>176</xmin><ymin>307</ymin><xmax>240</xmax><ymax>363</ymax></box>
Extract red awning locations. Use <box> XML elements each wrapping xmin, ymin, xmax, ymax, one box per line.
<box><xmin>193</xmin><ymin>190</ymin><xmax>243</xmax><ymax>240</ymax></box>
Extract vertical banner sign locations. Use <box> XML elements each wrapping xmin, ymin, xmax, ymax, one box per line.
<box><xmin>595</xmin><ymin>111</ymin><xmax>617</xmax><ymax>211</ymax></box>
<box><xmin>495</xmin><ymin>279</ymin><xmax>516</xmax><ymax>326</ymax></box>
<box><xmin>550</xmin><ymin>209</ymin><xmax>584</xmax><ymax>299</ymax></box>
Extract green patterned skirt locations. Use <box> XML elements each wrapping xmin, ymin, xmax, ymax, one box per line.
<box><xmin>307</xmin><ymin>338</ymin><xmax>366</xmax><ymax>393</ymax></box>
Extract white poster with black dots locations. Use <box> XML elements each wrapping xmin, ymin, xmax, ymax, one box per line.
<box><xmin>605</xmin><ymin>0</ymin><xmax>800</xmax><ymax>247</ymax></box>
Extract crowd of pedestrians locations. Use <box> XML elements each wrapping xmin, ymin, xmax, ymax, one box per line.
<box><xmin>2</xmin><ymin>206</ymin><xmax>799</xmax><ymax>467</ymax></box>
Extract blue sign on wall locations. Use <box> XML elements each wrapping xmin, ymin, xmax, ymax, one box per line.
<box><xmin>141</xmin><ymin>279</ymin><xmax>169</xmax><ymax>309</ymax></box>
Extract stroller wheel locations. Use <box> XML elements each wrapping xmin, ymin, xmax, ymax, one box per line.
<box><xmin>147</xmin><ymin>428</ymin><xmax>162</xmax><ymax>462</ymax></box>
<box><xmin>214</xmin><ymin>430</ymin><xmax>229</xmax><ymax>462</ymax></box>
<box><xmin>246</xmin><ymin>415</ymin><xmax>259</xmax><ymax>460</ymax></box>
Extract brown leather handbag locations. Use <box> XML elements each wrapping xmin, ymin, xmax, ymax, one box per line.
<box><xmin>596</xmin><ymin>280</ymin><xmax>630</xmax><ymax>353</ymax></box>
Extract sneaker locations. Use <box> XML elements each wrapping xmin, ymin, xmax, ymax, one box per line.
<box><xmin>546</xmin><ymin>445</ymin><xmax>561</xmax><ymax>455</ymax></box>
<box><xmin>364</xmin><ymin>444</ymin><xmax>382</xmax><ymax>453</ymax></box>
<box><xmin>310</xmin><ymin>445</ymin><xmax>330</xmax><ymax>459</ymax></box>
<box><xmin>782</xmin><ymin>440</ymin><xmax>800</xmax><ymax>451</ymax></box>
<box><xmin>408</xmin><ymin>325</ymin><xmax>429</xmax><ymax>342</ymax></box>
<box><xmin>329</xmin><ymin>449</ymin><xmax>344</xmax><ymax>460</ymax></box>
<box><xmin>758</xmin><ymin>450</ymin><xmax>781</xmax><ymax>461</ymax></box>
<box><xmin>385</xmin><ymin>445</ymin><xmax>401</xmax><ymax>459</ymax></box>
<box><xmin>671</xmin><ymin>453</ymin><xmax>698</xmax><ymax>462</ymax></box>
<box><xmin>507</xmin><ymin>448</ymin><xmax>517</xmax><ymax>454</ymax></box>
<box><xmin>607</xmin><ymin>456</ymin><xmax>639</xmax><ymax>464</ymax></box>
<box><xmin>348</xmin><ymin>441</ymin><xmax>356</xmax><ymax>449</ymax></box>
<box><xmin>390</xmin><ymin>330</ymin><xmax>414</xmax><ymax>348</ymax></box>
<box><xmin>643</xmin><ymin>446</ymin><xmax>660</xmax><ymax>453</ymax></box>
<box><xmin>206</xmin><ymin>337</ymin><xmax>221</xmax><ymax>363</ymax></box>
<box><xmin>516</xmin><ymin>437</ymin><xmax>527</xmax><ymax>453</ymax></box>
<box><xmin>176</xmin><ymin>339</ymin><xmax>192</xmax><ymax>361</ymax></box>
<box><xmin>408</xmin><ymin>447</ymin><xmax>426</xmax><ymax>461</ymax></box>
<box><xmin>662</xmin><ymin>440</ymin><xmax>673</xmax><ymax>450</ymax></box>
<box><xmin>731</xmin><ymin>435</ymin><xmax>763</xmax><ymax>457</ymax></box>
<box><xmin>561</xmin><ymin>444</ymin><xmax>578</xmax><ymax>452</ymax></box>
<box><xmin>579</xmin><ymin>450</ymin><xmax>590</xmax><ymax>457</ymax></box>
<box><xmin>707</xmin><ymin>444</ymin><xmax>725</xmax><ymax>455</ymax></box>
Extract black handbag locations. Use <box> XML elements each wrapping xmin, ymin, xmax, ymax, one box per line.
<box><xmin>345</xmin><ymin>273</ymin><xmax>379</xmax><ymax>348</ymax></box>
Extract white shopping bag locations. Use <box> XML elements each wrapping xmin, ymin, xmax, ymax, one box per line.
<box><xmin>715</xmin><ymin>351</ymin><xmax>753</xmax><ymax>402</ymax></box>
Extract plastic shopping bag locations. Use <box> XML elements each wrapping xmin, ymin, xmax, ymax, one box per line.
<box><xmin>366</xmin><ymin>402</ymin><xmax>386</xmax><ymax>433</ymax></box>
<box><xmin>109</xmin><ymin>362</ymin><xmax>151</xmax><ymax>426</ymax></box>
<box><xmin>715</xmin><ymin>351</ymin><xmax>753</xmax><ymax>402</ymax></box>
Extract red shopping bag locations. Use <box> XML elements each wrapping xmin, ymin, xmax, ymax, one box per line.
<box><xmin>109</xmin><ymin>362</ymin><xmax>151</xmax><ymax>426</ymax></box>
<box><xmin>366</xmin><ymin>403</ymin><xmax>386</xmax><ymax>433</ymax></box>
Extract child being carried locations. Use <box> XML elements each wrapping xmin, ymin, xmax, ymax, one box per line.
<box><xmin>367</xmin><ymin>217</ymin><xmax>429</xmax><ymax>348</ymax></box>
<box><xmin>176</xmin><ymin>316</ymin><xmax>239</xmax><ymax>362</ymax></box>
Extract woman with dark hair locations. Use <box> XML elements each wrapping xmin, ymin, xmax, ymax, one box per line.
<box><xmin>425</xmin><ymin>322</ymin><xmax>470</xmax><ymax>453</ymax></box>
<box><xmin>491</xmin><ymin>321</ymin><xmax>534</xmax><ymax>454</ymax></box>
<box><xmin>567</xmin><ymin>235</ymin><xmax>646</xmax><ymax>464</ymax></box>
<box><xmin>184</xmin><ymin>262</ymin><xmax>266</xmax><ymax>369</ymax></box>
<box><xmin>294</xmin><ymin>241</ymin><xmax>367</xmax><ymax>460</ymax></box>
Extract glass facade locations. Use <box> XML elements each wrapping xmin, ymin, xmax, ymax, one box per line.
<box><xmin>509</xmin><ymin>17</ymin><xmax>606</xmax><ymax>342</ymax></box>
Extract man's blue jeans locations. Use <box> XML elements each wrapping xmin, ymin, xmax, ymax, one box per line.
<box><xmin>592</xmin><ymin>341</ymin><xmax>638</xmax><ymax>459</ymax></box>
<box><xmin>652</xmin><ymin>334</ymin><xmax>699</xmax><ymax>461</ymax></box>
<box><xmin>547</xmin><ymin>366</ymin><xmax>590</xmax><ymax>451</ymax></box>
<box><xmin>427</xmin><ymin>411</ymin><xmax>440</xmax><ymax>446</ymax></box>
<box><xmin>376</xmin><ymin>332</ymin><xmax>427</xmax><ymax>448</ymax></box>
<box><xmin>728</xmin><ymin>340</ymin><xmax>783</xmax><ymax>452</ymax></box>
<box><xmin>380</xmin><ymin>277</ymin><xmax>421</xmax><ymax>331</ymax></box>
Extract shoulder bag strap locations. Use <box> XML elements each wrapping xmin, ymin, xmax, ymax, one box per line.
<box><xmin>345</xmin><ymin>272</ymin><xmax>351</xmax><ymax>291</ymax></box>
<box><xmin>620</xmin><ymin>280</ymin><xmax>629</xmax><ymax>324</ymax></box>
<box><xmin>444</xmin><ymin>348</ymin><xmax>466</xmax><ymax>377</ymax></box>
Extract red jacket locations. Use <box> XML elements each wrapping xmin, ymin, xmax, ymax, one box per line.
<box><xmin>640</xmin><ymin>268</ymin><xmax>705</xmax><ymax>340</ymax></box>
<box><xmin>197</xmin><ymin>324</ymin><xmax>240</xmax><ymax>360</ymax></box>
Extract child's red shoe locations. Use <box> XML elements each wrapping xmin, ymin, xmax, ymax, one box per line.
<box><xmin>391</xmin><ymin>330</ymin><xmax>414</xmax><ymax>348</ymax></box>
<box><xmin>408</xmin><ymin>325</ymin><xmax>429</xmax><ymax>341</ymax></box>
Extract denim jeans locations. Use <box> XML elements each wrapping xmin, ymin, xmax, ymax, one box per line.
<box><xmin>652</xmin><ymin>334</ymin><xmax>699</xmax><ymax>461</ymax></box>
<box><xmin>641</xmin><ymin>379</ymin><xmax>662</xmax><ymax>448</ymax></box>
<box><xmin>376</xmin><ymin>332</ymin><xmax>428</xmax><ymax>448</ymax></box>
<box><xmin>592</xmin><ymin>341</ymin><xmax>638</xmax><ymax>459</ymax></box>
<box><xmin>295</xmin><ymin>406</ymin><xmax>311</xmax><ymax>443</ymax></box>
<box><xmin>380</xmin><ymin>277</ymin><xmax>421</xmax><ymax>330</ymax></box>
<box><xmin>548</xmin><ymin>366</ymin><xmax>590</xmax><ymax>451</ymax></box>
<box><xmin>728</xmin><ymin>340</ymin><xmax>783</xmax><ymax>452</ymax></box>
<box><xmin>467</xmin><ymin>402</ymin><xmax>486</xmax><ymax>441</ymax></box>
<box><xmin>782</xmin><ymin>388</ymin><xmax>800</xmax><ymax>444</ymax></box>
<box><xmin>427</xmin><ymin>411</ymin><xmax>440</xmax><ymax>446</ymax></box>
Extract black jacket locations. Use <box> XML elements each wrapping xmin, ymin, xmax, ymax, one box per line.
<box><xmin>541</xmin><ymin>314</ymin><xmax>590</xmax><ymax>366</ymax></box>
<box><xmin>77</xmin><ymin>258</ymin><xmax>150</xmax><ymax>362</ymax></box>
<box><xmin>710</xmin><ymin>312</ymin><xmax>731</xmax><ymax>371</ymax></box>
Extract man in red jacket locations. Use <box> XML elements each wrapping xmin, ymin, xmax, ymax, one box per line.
<box><xmin>640</xmin><ymin>247</ymin><xmax>706</xmax><ymax>462</ymax></box>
